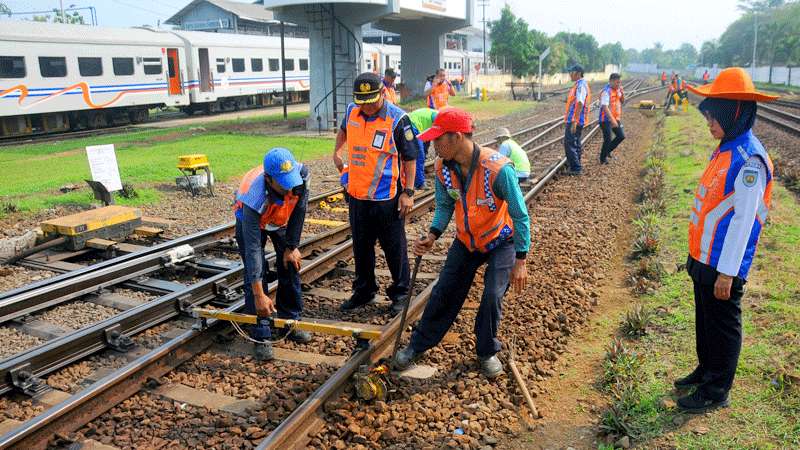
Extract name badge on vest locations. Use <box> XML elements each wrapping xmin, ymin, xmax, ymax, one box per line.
<box><xmin>372</xmin><ymin>130</ymin><xmax>387</xmax><ymax>149</ymax></box>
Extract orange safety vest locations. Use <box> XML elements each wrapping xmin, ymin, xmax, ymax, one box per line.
<box><xmin>383</xmin><ymin>85</ymin><xmax>398</xmax><ymax>104</ymax></box>
<box><xmin>661</xmin><ymin>72</ymin><xmax>667</xmax><ymax>81</ymax></box>
<box><xmin>564</xmin><ymin>79</ymin><xmax>592</xmax><ymax>125</ymax></box>
<box><xmin>427</xmin><ymin>80</ymin><xmax>450</xmax><ymax>110</ymax></box>
<box><xmin>599</xmin><ymin>84</ymin><xmax>623</xmax><ymax>122</ymax></box>
<box><xmin>688</xmin><ymin>131</ymin><xmax>773</xmax><ymax>279</ymax></box>
<box><xmin>703</xmin><ymin>72</ymin><xmax>710</xmax><ymax>81</ymax></box>
<box><xmin>344</xmin><ymin>102</ymin><xmax>408</xmax><ymax>201</ymax></box>
<box><xmin>435</xmin><ymin>147</ymin><xmax>515</xmax><ymax>253</ymax></box>
<box><xmin>233</xmin><ymin>166</ymin><xmax>300</xmax><ymax>229</ymax></box>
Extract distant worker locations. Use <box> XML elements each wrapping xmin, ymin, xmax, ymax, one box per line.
<box><xmin>408</xmin><ymin>107</ymin><xmax>439</xmax><ymax>189</ymax></box>
<box><xmin>703</xmin><ymin>69</ymin><xmax>710</xmax><ymax>84</ymax></box>
<box><xmin>661</xmin><ymin>71</ymin><xmax>668</xmax><ymax>87</ymax></box>
<box><xmin>598</xmin><ymin>73</ymin><xmax>626</xmax><ymax>164</ymax></box>
<box><xmin>425</xmin><ymin>68</ymin><xmax>456</xmax><ymax>110</ymax></box>
<box><xmin>333</xmin><ymin>72</ymin><xmax>418</xmax><ymax>314</ymax></box>
<box><xmin>394</xmin><ymin>108</ymin><xmax>530</xmax><ymax>378</ymax></box>
<box><xmin>234</xmin><ymin>147</ymin><xmax>311</xmax><ymax>361</ymax></box>
<box><xmin>495</xmin><ymin>127</ymin><xmax>531</xmax><ymax>182</ymax></box>
<box><xmin>383</xmin><ymin>68</ymin><xmax>399</xmax><ymax>104</ymax></box>
<box><xmin>564</xmin><ymin>64</ymin><xmax>591</xmax><ymax>176</ymax></box>
<box><xmin>676</xmin><ymin>68</ymin><xmax>778</xmax><ymax>413</ymax></box>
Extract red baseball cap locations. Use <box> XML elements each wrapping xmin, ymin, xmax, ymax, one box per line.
<box><xmin>417</xmin><ymin>108</ymin><xmax>474</xmax><ymax>142</ymax></box>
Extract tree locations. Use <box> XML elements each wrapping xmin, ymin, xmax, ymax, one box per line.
<box><xmin>0</xmin><ymin>2</ymin><xmax>11</xmax><ymax>16</ymax></box>
<box><xmin>32</xmin><ymin>8</ymin><xmax>85</xmax><ymax>24</ymax></box>
<box><xmin>600</xmin><ymin>42</ymin><xmax>625</xmax><ymax>66</ymax></box>
<box><xmin>488</xmin><ymin>6</ymin><xmax>535</xmax><ymax>77</ymax></box>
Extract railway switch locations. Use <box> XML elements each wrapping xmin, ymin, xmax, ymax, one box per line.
<box><xmin>39</xmin><ymin>205</ymin><xmax>143</xmax><ymax>251</ymax></box>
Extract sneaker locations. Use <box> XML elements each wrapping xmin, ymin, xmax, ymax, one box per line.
<box><xmin>677</xmin><ymin>390</ymin><xmax>729</xmax><ymax>413</ymax></box>
<box><xmin>340</xmin><ymin>294</ymin><xmax>376</xmax><ymax>311</ymax></box>
<box><xmin>390</xmin><ymin>296</ymin><xmax>408</xmax><ymax>315</ymax></box>
<box><xmin>253</xmin><ymin>342</ymin><xmax>274</xmax><ymax>361</ymax></box>
<box><xmin>674</xmin><ymin>368</ymin><xmax>705</xmax><ymax>389</ymax></box>
<box><xmin>479</xmin><ymin>354</ymin><xmax>504</xmax><ymax>378</ymax></box>
<box><xmin>287</xmin><ymin>328</ymin><xmax>312</xmax><ymax>343</ymax></box>
<box><xmin>392</xmin><ymin>345</ymin><xmax>421</xmax><ymax>370</ymax></box>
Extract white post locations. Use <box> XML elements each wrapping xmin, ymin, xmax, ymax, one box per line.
<box><xmin>537</xmin><ymin>47</ymin><xmax>551</xmax><ymax>101</ymax></box>
<box><xmin>752</xmin><ymin>13</ymin><xmax>758</xmax><ymax>78</ymax></box>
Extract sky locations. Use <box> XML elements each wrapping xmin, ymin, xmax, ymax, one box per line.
<box><xmin>2</xmin><ymin>0</ymin><xmax>746</xmax><ymax>51</ymax></box>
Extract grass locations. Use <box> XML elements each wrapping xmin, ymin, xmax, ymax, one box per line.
<box><xmin>614</xmin><ymin>108</ymin><xmax>800</xmax><ymax>448</ymax></box>
<box><xmin>0</xmin><ymin>110</ymin><xmax>330</xmax><ymax>214</ymax></box>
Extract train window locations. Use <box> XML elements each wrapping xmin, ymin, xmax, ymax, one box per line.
<box><xmin>39</xmin><ymin>57</ymin><xmax>67</xmax><ymax>78</ymax></box>
<box><xmin>78</xmin><ymin>57</ymin><xmax>103</xmax><ymax>77</ymax></box>
<box><xmin>112</xmin><ymin>57</ymin><xmax>134</xmax><ymax>76</ymax></box>
<box><xmin>299</xmin><ymin>59</ymin><xmax>309</xmax><ymax>71</ymax></box>
<box><xmin>216</xmin><ymin>58</ymin><xmax>226</xmax><ymax>73</ymax></box>
<box><xmin>251</xmin><ymin>58</ymin><xmax>263</xmax><ymax>72</ymax></box>
<box><xmin>268</xmin><ymin>58</ymin><xmax>279</xmax><ymax>72</ymax></box>
<box><xmin>143</xmin><ymin>57</ymin><xmax>162</xmax><ymax>75</ymax></box>
<box><xmin>232</xmin><ymin>58</ymin><xmax>245</xmax><ymax>73</ymax></box>
<box><xmin>0</xmin><ymin>56</ymin><xmax>26</xmax><ymax>78</ymax></box>
<box><xmin>283</xmin><ymin>59</ymin><xmax>295</xmax><ymax>71</ymax></box>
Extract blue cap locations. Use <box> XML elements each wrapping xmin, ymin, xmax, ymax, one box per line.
<box><xmin>263</xmin><ymin>147</ymin><xmax>302</xmax><ymax>190</ymax></box>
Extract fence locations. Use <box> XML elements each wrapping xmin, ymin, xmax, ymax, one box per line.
<box><xmin>465</xmin><ymin>64</ymin><xmax>621</xmax><ymax>96</ymax></box>
<box><xmin>692</xmin><ymin>65</ymin><xmax>798</xmax><ymax>87</ymax></box>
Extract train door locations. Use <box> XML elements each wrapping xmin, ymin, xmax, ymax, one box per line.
<box><xmin>166</xmin><ymin>48</ymin><xmax>182</xmax><ymax>95</ymax></box>
<box><xmin>198</xmin><ymin>48</ymin><xmax>212</xmax><ymax>92</ymax></box>
<box><xmin>385</xmin><ymin>54</ymin><xmax>390</xmax><ymax>71</ymax></box>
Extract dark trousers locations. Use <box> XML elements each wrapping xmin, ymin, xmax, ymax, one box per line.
<box><xmin>348</xmin><ymin>195</ymin><xmax>410</xmax><ymax>302</ymax></box>
<box><xmin>235</xmin><ymin>223</ymin><xmax>303</xmax><ymax>340</ymax></box>
<box><xmin>564</xmin><ymin>123</ymin><xmax>584</xmax><ymax>172</ymax></box>
<box><xmin>410</xmin><ymin>238</ymin><xmax>515</xmax><ymax>357</ymax></box>
<box><xmin>600</xmin><ymin>121</ymin><xmax>625</xmax><ymax>162</ymax></box>
<box><xmin>687</xmin><ymin>257</ymin><xmax>745</xmax><ymax>401</ymax></box>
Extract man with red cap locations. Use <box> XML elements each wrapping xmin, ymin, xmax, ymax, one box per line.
<box><xmin>676</xmin><ymin>67</ymin><xmax>778</xmax><ymax>412</ymax></box>
<box><xmin>393</xmin><ymin>108</ymin><xmax>530</xmax><ymax>378</ymax></box>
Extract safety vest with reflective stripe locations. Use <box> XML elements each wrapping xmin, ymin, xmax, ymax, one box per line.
<box><xmin>435</xmin><ymin>147</ymin><xmax>515</xmax><ymax>253</ymax></box>
<box><xmin>564</xmin><ymin>78</ymin><xmax>591</xmax><ymax>125</ymax></box>
<box><xmin>427</xmin><ymin>81</ymin><xmax>450</xmax><ymax>110</ymax></box>
<box><xmin>383</xmin><ymin>81</ymin><xmax>398</xmax><ymax>104</ymax></box>
<box><xmin>703</xmin><ymin>72</ymin><xmax>710</xmax><ymax>81</ymax></box>
<box><xmin>599</xmin><ymin>84</ymin><xmax>624</xmax><ymax>122</ymax></box>
<box><xmin>688</xmin><ymin>131</ymin><xmax>773</xmax><ymax>279</ymax></box>
<box><xmin>345</xmin><ymin>102</ymin><xmax>408</xmax><ymax>201</ymax></box>
<box><xmin>234</xmin><ymin>166</ymin><xmax>300</xmax><ymax>229</ymax></box>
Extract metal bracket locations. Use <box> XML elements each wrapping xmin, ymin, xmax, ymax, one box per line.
<box><xmin>161</xmin><ymin>244</ymin><xmax>195</xmax><ymax>267</ymax></box>
<box><xmin>9</xmin><ymin>364</ymin><xmax>49</xmax><ymax>397</ymax></box>
<box><xmin>104</xmin><ymin>324</ymin><xmax>134</xmax><ymax>352</ymax></box>
<box><xmin>213</xmin><ymin>280</ymin><xmax>236</xmax><ymax>303</ymax></box>
<box><xmin>176</xmin><ymin>293</ymin><xmax>194</xmax><ymax>314</ymax></box>
<box><xmin>353</xmin><ymin>337</ymin><xmax>371</xmax><ymax>354</ymax></box>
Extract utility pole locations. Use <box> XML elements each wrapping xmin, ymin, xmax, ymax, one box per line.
<box><xmin>280</xmin><ymin>21</ymin><xmax>288</xmax><ymax>120</ymax></box>
<box><xmin>478</xmin><ymin>0</ymin><xmax>489</xmax><ymax>75</ymax></box>
<box><xmin>751</xmin><ymin>12</ymin><xmax>758</xmax><ymax>78</ymax></box>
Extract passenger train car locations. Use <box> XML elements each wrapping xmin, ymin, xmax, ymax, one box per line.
<box><xmin>362</xmin><ymin>43</ymin><xmax>490</xmax><ymax>83</ymax></box>
<box><xmin>0</xmin><ymin>21</ymin><xmax>310</xmax><ymax>137</ymax></box>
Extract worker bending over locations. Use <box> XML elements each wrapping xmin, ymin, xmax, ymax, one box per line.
<box><xmin>333</xmin><ymin>72</ymin><xmax>418</xmax><ymax>314</ymax></box>
<box><xmin>394</xmin><ymin>108</ymin><xmax>530</xmax><ymax>378</ymax></box>
<box><xmin>425</xmin><ymin>68</ymin><xmax>456</xmax><ymax>110</ymax></box>
<box><xmin>495</xmin><ymin>127</ymin><xmax>531</xmax><ymax>182</ymax></box>
<box><xmin>598</xmin><ymin>73</ymin><xmax>626</xmax><ymax>164</ymax></box>
<box><xmin>234</xmin><ymin>147</ymin><xmax>311</xmax><ymax>361</ymax></box>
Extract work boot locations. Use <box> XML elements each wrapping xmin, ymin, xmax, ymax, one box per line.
<box><xmin>340</xmin><ymin>294</ymin><xmax>376</xmax><ymax>311</ymax></box>
<box><xmin>479</xmin><ymin>354</ymin><xmax>504</xmax><ymax>379</ymax></box>
<box><xmin>393</xmin><ymin>345</ymin><xmax>421</xmax><ymax>370</ymax></box>
<box><xmin>674</xmin><ymin>367</ymin><xmax>705</xmax><ymax>389</ymax></box>
<box><xmin>677</xmin><ymin>390</ymin><xmax>729</xmax><ymax>413</ymax></box>
<box><xmin>390</xmin><ymin>296</ymin><xmax>408</xmax><ymax>315</ymax></box>
<box><xmin>565</xmin><ymin>170</ymin><xmax>583</xmax><ymax>177</ymax></box>
<box><xmin>253</xmin><ymin>342</ymin><xmax>274</xmax><ymax>361</ymax></box>
<box><xmin>287</xmin><ymin>329</ymin><xmax>312</xmax><ymax>343</ymax></box>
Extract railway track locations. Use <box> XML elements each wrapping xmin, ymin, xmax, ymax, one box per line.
<box><xmin>0</xmin><ymin>80</ymin><xmax>661</xmax><ymax>449</ymax></box>
<box><xmin>758</xmin><ymin>103</ymin><xmax>800</xmax><ymax>136</ymax></box>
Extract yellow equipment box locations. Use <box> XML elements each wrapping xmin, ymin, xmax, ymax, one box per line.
<box><xmin>40</xmin><ymin>206</ymin><xmax>142</xmax><ymax>250</ymax></box>
<box><xmin>177</xmin><ymin>154</ymin><xmax>210</xmax><ymax>170</ymax></box>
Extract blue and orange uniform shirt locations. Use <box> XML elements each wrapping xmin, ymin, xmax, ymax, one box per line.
<box><xmin>599</xmin><ymin>84</ymin><xmax>624</xmax><ymax>123</ymax></box>
<box><xmin>565</xmin><ymin>78</ymin><xmax>591</xmax><ymax>126</ymax></box>
<box><xmin>688</xmin><ymin>130</ymin><xmax>773</xmax><ymax>279</ymax></box>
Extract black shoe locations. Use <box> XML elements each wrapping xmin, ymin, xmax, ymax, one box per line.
<box><xmin>340</xmin><ymin>294</ymin><xmax>376</xmax><ymax>311</ymax></box>
<box><xmin>565</xmin><ymin>169</ymin><xmax>583</xmax><ymax>177</ymax></box>
<box><xmin>677</xmin><ymin>390</ymin><xmax>729</xmax><ymax>413</ymax></box>
<box><xmin>674</xmin><ymin>368</ymin><xmax>704</xmax><ymax>389</ymax></box>
<box><xmin>390</xmin><ymin>296</ymin><xmax>408</xmax><ymax>315</ymax></box>
<box><xmin>600</xmin><ymin>159</ymin><xmax>609</xmax><ymax>165</ymax></box>
<box><xmin>253</xmin><ymin>342</ymin><xmax>274</xmax><ymax>361</ymax></box>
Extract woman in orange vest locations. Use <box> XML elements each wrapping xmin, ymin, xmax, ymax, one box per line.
<box><xmin>424</xmin><ymin>68</ymin><xmax>456</xmax><ymax>110</ymax></box>
<box><xmin>393</xmin><ymin>108</ymin><xmax>530</xmax><ymax>379</ymax></box>
<box><xmin>675</xmin><ymin>68</ymin><xmax>778</xmax><ymax>412</ymax></box>
<box><xmin>233</xmin><ymin>147</ymin><xmax>311</xmax><ymax>360</ymax></box>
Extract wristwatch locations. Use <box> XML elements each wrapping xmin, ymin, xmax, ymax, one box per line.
<box><xmin>403</xmin><ymin>188</ymin><xmax>415</xmax><ymax>197</ymax></box>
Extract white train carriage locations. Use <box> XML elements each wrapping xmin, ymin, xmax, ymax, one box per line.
<box><xmin>0</xmin><ymin>21</ymin><xmax>189</xmax><ymax>137</ymax></box>
<box><xmin>362</xmin><ymin>43</ymin><xmax>401</xmax><ymax>80</ymax></box>
<box><xmin>173</xmin><ymin>31</ymin><xmax>309</xmax><ymax>114</ymax></box>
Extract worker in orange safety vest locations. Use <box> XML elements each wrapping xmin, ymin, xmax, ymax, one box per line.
<box><xmin>424</xmin><ymin>68</ymin><xmax>456</xmax><ymax>110</ymax></box>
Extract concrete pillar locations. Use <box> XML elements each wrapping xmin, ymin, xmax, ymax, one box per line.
<box><xmin>391</xmin><ymin>24</ymin><xmax>446</xmax><ymax>96</ymax></box>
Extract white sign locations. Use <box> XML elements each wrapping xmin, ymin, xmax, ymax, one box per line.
<box><xmin>86</xmin><ymin>144</ymin><xmax>123</xmax><ymax>192</ymax></box>
<box><xmin>539</xmin><ymin>47</ymin><xmax>551</xmax><ymax>62</ymax></box>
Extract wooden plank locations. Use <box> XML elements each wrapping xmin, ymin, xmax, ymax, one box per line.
<box><xmin>86</xmin><ymin>238</ymin><xmax>118</xmax><ymax>250</ymax></box>
<box><xmin>141</xmin><ymin>216</ymin><xmax>176</xmax><ymax>227</ymax></box>
<box><xmin>114</xmin><ymin>242</ymin><xmax>148</xmax><ymax>254</ymax></box>
<box><xmin>152</xmin><ymin>383</ymin><xmax>260</xmax><ymax>416</ymax></box>
<box><xmin>133</xmin><ymin>226</ymin><xmax>163</xmax><ymax>237</ymax></box>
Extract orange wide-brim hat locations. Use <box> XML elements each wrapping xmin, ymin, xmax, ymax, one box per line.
<box><xmin>687</xmin><ymin>67</ymin><xmax>779</xmax><ymax>102</ymax></box>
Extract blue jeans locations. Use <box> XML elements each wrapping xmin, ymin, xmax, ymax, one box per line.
<box><xmin>564</xmin><ymin>123</ymin><xmax>584</xmax><ymax>172</ymax></box>
<box><xmin>235</xmin><ymin>222</ymin><xmax>303</xmax><ymax>340</ymax></box>
<box><xmin>410</xmin><ymin>238</ymin><xmax>515</xmax><ymax>357</ymax></box>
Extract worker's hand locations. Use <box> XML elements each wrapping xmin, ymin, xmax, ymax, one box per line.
<box><xmin>413</xmin><ymin>233</ymin><xmax>436</xmax><ymax>256</ymax></box>
<box><xmin>610</xmin><ymin>119</ymin><xmax>619</xmax><ymax>129</ymax></box>
<box><xmin>333</xmin><ymin>152</ymin><xmax>344</xmax><ymax>173</ymax></box>
<box><xmin>714</xmin><ymin>273</ymin><xmax>733</xmax><ymax>300</ymax></box>
<box><xmin>254</xmin><ymin>292</ymin><xmax>276</xmax><ymax>317</ymax></box>
<box><xmin>283</xmin><ymin>248</ymin><xmax>302</xmax><ymax>271</ymax></box>
<box><xmin>398</xmin><ymin>192</ymin><xmax>414</xmax><ymax>218</ymax></box>
<box><xmin>570</xmin><ymin>121</ymin><xmax>577</xmax><ymax>135</ymax></box>
<box><xmin>510</xmin><ymin>259</ymin><xmax>528</xmax><ymax>294</ymax></box>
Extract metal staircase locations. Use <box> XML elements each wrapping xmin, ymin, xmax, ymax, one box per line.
<box><xmin>305</xmin><ymin>3</ymin><xmax>362</xmax><ymax>132</ymax></box>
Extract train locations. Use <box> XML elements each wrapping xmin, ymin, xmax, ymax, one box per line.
<box><xmin>1</xmin><ymin>21</ymin><xmax>488</xmax><ymax>138</ymax></box>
